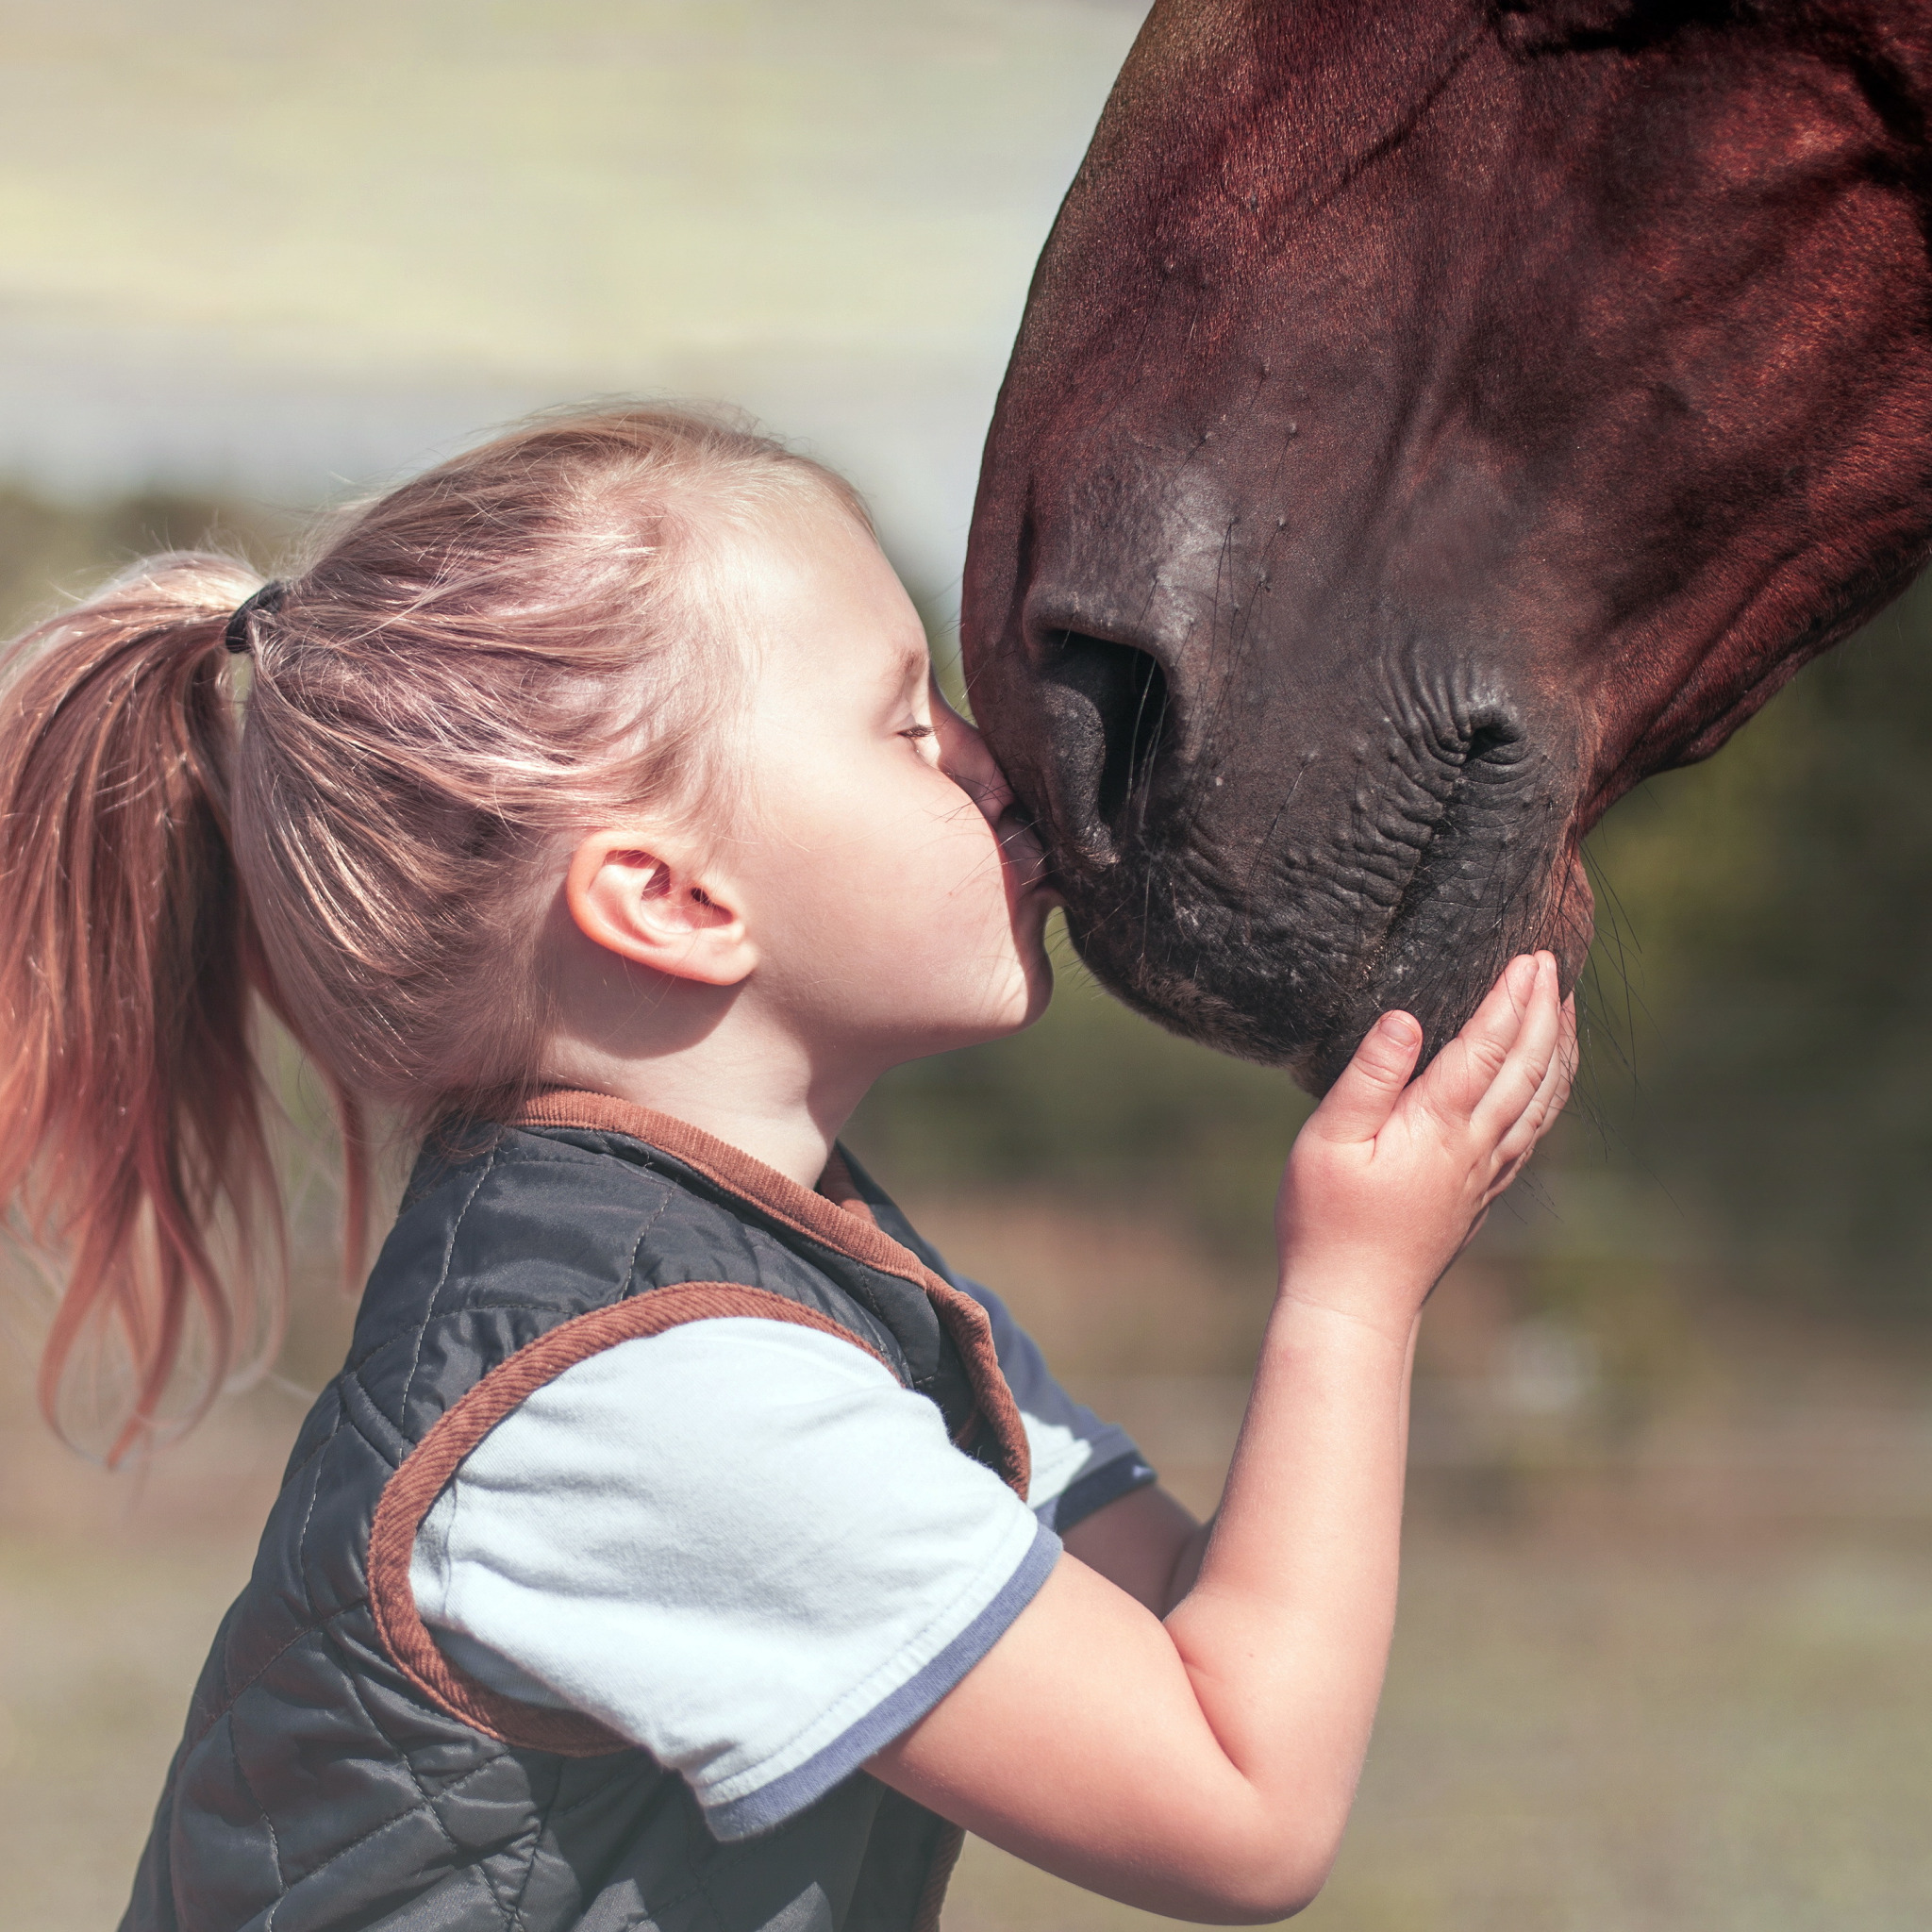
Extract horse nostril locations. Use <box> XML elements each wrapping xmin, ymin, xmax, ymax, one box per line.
<box><xmin>1041</xmin><ymin>630</ymin><xmax>1174</xmax><ymax>842</ymax></box>
<box><xmin>1459</xmin><ymin>712</ymin><xmax>1530</xmax><ymax>773</ymax></box>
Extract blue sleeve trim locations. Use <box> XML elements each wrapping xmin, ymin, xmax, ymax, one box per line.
<box><xmin>702</xmin><ymin>1519</ymin><xmax>1062</xmax><ymax>1842</ymax></box>
<box><xmin>1045</xmin><ymin>1450</ymin><xmax>1159</xmax><ymax>1534</ymax></box>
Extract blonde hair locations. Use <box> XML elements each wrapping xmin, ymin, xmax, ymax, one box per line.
<box><xmin>0</xmin><ymin>404</ymin><xmax>871</xmax><ymax>1458</ymax></box>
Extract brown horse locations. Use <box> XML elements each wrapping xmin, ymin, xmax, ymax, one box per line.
<box><xmin>962</xmin><ymin>0</ymin><xmax>1932</xmax><ymax>1087</ymax></box>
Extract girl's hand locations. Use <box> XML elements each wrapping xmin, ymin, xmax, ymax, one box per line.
<box><xmin>1276</xmin><ymin>952</ymin><xmax>1574</xmax><ymax>1338</ymax></box>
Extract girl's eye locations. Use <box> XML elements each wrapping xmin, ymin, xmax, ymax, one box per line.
<box><xmin>899</xmin><ymin>724</ymin><xmax>936</xmax><ymax>742</ymax></box>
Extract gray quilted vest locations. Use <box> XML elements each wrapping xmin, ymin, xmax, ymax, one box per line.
<box><xmin>121</xmin><ymin>1091</ymin><xmax>1030</xmax><ymax>1932</ymax></box>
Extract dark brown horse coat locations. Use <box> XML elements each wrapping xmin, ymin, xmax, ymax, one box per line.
<box><xmin>964</xmin><ymin>0</ymin><xmax>1932</xmax><ymax>1084</ymax></box>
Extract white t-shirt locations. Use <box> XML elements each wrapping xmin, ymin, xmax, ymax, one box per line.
<box><xmin>409</xmin><ymin>1276</ymin><xmax>1153</xmax><ymax>1840</ymax></box>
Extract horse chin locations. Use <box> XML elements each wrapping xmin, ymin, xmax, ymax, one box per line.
<box><xmin>1294</xmin><ymin>844</ymin><xmax>1595</xmax><ymax>1091</ymax></box>
<box><xmin>1058</xmin><ymin>844</ymin><xmax>1592</xmax><ymax>1095</ymax></box>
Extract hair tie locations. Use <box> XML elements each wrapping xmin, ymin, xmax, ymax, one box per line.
<box><xmin>224</xmin><ymin>580</ymin><xmax>285</xmax><ymax>656</ymax></box>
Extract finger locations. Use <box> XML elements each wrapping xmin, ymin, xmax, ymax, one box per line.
<box><xmin>1485</xmin><ymin>1148</ymin><xmax>1531</xmax><ymax>1204</ymax></box>
<box><xmin>1406</xmin><ymin>953</ymin><xmax>1538</xmax><ymax>1127</ymax></box>
<box><xmin>1470</xmin><ymin>955</ymin><xmax>1564</xmax><ymax>1146</ymax></box>
<box><xmin>1491</xmin><ymin>995</ymin><xmax>1573</xmax><ymax>1170</ymax></box>
<box><xmin>1527</xmin><ymin>993</ymin><xmax>1578</xmax><ymax>1131</ymax></box>
<box><xmin>1312</xmin><ymin>1010</ymin><xmax>1424</xmax><ymax>1143</ymax></box>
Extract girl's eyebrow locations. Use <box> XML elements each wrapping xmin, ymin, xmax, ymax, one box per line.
<box><xmin>887</xmin><ymin>646</ymin><xmax>929</xmax><ymax>700</ymax></box>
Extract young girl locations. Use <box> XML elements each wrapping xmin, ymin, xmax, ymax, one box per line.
<box><xmin>0</xmin><ymin>407</ymin><xmax>1572</xmax><ymax>1932</ymax></box>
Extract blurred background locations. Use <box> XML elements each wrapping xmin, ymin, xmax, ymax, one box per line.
<box><xmin>1</xmin><ymin>4</ymin><xmax>1927</xmax><ymax>1928</ymax></box>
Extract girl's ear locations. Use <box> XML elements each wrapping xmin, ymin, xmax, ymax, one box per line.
<box><xmin>564</xmin><ymin>829</ymin><xmax>756</xmax><ymax>987</ymax></box>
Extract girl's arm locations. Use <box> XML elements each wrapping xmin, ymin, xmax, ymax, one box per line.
<box><xmin>870</xmin><ymin>954</ymin><xmax>1573</xmax><ymax>1924</ymax></box>
<box><xmin>1061</xmin><ymin>1483</ymin><xmax>1208</xmax><ymax>1616</ymax></box>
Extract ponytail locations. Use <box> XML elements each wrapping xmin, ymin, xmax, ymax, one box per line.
<box><xmin>0</xmin><ymin>556</ymin><xmax>288</xmax><ymax>1461</ymax></box>
<box><xmin>0</xmin><ymin>407</ymin><xmax>865</xmax><ymax>1459</ymax></box>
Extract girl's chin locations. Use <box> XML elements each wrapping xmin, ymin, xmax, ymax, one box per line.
<box><xmin>950</xmin><ymin>960</ymin><xmax>1056</xmax><ymax>1048</ymax></box>
<box><xmin>1008</xmin><ymin>875</ymin><xmax>1060</xmax><ymax>950</ymax></box>
<box><xmin>1004</xmin><ymin>945</ymin><xmax>1056</xmax><ymax>1036</ymax></box>
<box><xmin>1023</xmin><ymin>917</ymin><xmax>1057</xmax><ymax>1005</ymax></box>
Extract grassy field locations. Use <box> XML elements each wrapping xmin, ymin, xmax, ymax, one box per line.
<box><xmin>3</xmin><ymin>1189</ymin><xmax>1927</xmax><ymax>1932</ymax></box>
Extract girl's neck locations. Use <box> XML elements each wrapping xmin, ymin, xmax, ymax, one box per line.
<box><xmin>541</xmin><ymin>1023</ymin><xmax>872</xmax><ymax>1190</ymax></box>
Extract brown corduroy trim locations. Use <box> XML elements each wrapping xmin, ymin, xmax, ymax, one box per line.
<box><xmin>912</xmin><ymin>1823</ymin><xmax>968</xmax><ymax>1932</ymax></box>
<box><xmin>368</xmin><ymin>1282</ymin><xmax>895</xmax><ymax>1757</ymax></box>
<box><xmin>814</xmin><ymin>1147</ymin><xmax>877</xmax><ymax>1226</ymax></box>
<box><xmin>514</xmin><ymin>1091</ymin><xmax>1031</xmax><ymax>1497</ymax></box>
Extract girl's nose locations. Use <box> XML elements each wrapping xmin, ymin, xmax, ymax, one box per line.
<box><xmin>943</xmin><ymin>713</ymin><xmax>1017</xmax><ymax>826</ymax></box>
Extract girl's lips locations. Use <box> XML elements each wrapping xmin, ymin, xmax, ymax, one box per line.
<box><xmin>997</xmin><ymin>814</ymin><xmax>1058</xmax><ymax>900</ymax></box>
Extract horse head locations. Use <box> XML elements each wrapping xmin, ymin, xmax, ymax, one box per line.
<box><xmin>963</xmin><ymin>0</ymin><xmax>1932</xmax><ymax>1087</ymax></box>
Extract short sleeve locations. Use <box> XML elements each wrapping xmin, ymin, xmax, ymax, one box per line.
<box><xmin>409</xmin><ymin>1318</ymin><xmax>1058</xmax><ymax>1840</ymax></box>
<box><xmin>948</xmin><ymin>1275</ymin><xmax>1158</xmax><ymax>1531</ymax></box>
